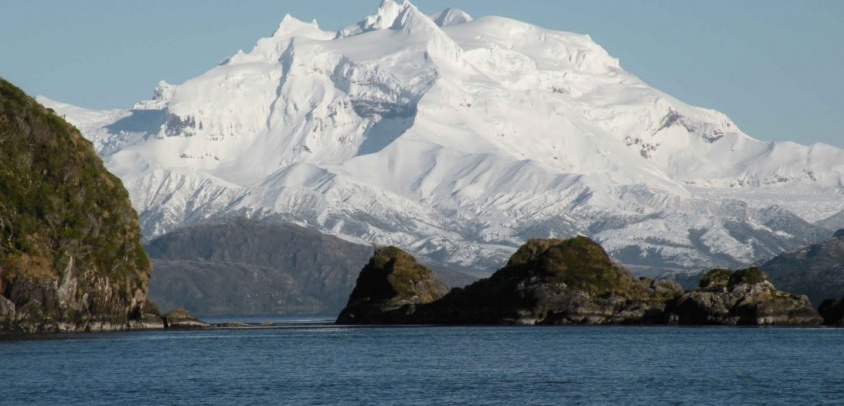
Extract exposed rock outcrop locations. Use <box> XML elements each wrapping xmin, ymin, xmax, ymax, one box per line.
<box><xmin>418</xmin><ymin>237</ymin><xmax>683</xmax><ymax>325</ymax></box>
<box><xmin>670</xmin><ymin>268</ymin><xmax>821</xmax><ymax>326</ymax></box>
<box><xmin>337</xmin><ymin>238</ymin><xmax>822</xmax><ymax>326</ymax></box>
<box><xmin>336</xmin><ymin>246</ymin><xmax>449</xmax><ymax>323</ymax></box>
<box><xmin>337</xmin><ymin>237</ymin><xmax>685</xmax><ymax>325</ymax></box>
<box><xmin>129</xmin><ymin>300</ymin><xmax>165</xmax><ymax>330</ymax></box>
<box><xmin>162</xmin><ymin>308</ymin><xmax>209</xmax><ymax>329</ymax></box>
<box><xmin>0</xmin><ymin>78</ymin><xmax>152</xmax><ymax>333</ymax></box>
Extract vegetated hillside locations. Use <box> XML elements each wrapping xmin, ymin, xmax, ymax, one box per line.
<box><xmin>145</xmin><ymin>218</ymin><xmax>475</xmax><ymax>315</ymax></box>
<box><xmin>762</xmin><ymin>230</ymin><xmax>844</xmax><ymax>306</ymax></box>
<box><xmin>45</xmin><ymin>0</ymin><xmax>843</xmax><ymax>274</ymax></box>
<box><xmin>0</xmin><ymin>78</ymin><xmax>152</xmax><ymax>333</ymax></box>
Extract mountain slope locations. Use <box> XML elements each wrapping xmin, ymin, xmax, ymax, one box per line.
<box><xmin>42</xmin><ymin>1</ymin><xmax>844</xmax><ymax>272</ymax></box>
<box><xmin>145</xmin><ymin>219</ymin><xmax>372</xmax><ymax>315</ymax></box>
<box><xmin>145</xmin><ymin>218</ymin><xmax>476</xmax><ymax>315</ymax></box>
<box><xmin>762</xmin><ymin>230</ymin><xmax>844</xmax><ymax>306</ymax></box>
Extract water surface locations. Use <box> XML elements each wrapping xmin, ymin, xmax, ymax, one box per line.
<box><xmin>3</xmin><ymin>325</ymin><xmax>843</xmax><ymax>405</ymax></box>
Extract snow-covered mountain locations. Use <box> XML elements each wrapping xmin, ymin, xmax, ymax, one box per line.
<box><xmin>40</xmin><ymin>0</ymin><xmax>844</xmax><ymax>273</ymax></box>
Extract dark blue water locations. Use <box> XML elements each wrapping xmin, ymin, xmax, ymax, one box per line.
<box><xmin>2</xmin><ymin>325</ymin><xmax>843</xmax><ymax>405</ymax></box>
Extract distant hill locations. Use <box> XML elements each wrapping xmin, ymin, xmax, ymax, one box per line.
<box><xmin>817</xmin><ymin>211</ymin><xmax>844</xmax><ymax>233</ymax></box>
<box><xmin>762</xmin><ymin>230</ymin><xmax>844</xmax><ymax>306</ymax></box>
<box><xmin>146</xmin><ymin>218</ymin><xmax>476</xmax><ymax>315</ymax></box>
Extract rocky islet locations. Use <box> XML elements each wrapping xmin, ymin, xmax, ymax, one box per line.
<box><xmin>337</xmin><ymin>237</ymin><xmax>826</xmax><ymax>326</ymax></box>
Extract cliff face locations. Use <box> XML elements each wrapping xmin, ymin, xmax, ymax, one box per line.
<box><xmin>0</xmin><ymin>78</ymin><xmax>152</xmax><ymax>333</ymax></box>
<box><xmin>337</xmin><ymin>237</ymin><xmax>821</xmax><ymax>326</ymax></box>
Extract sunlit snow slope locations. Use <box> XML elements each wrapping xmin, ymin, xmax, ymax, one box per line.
<box><xmin>41</xmin><ymin>1</ymin><xmax>844</xmax><ymax>273</ymax></box>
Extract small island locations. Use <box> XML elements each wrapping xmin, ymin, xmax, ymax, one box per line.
<box><xmin>337</xmin><ymin>237</ymin><xmax>824</xmax><ymax>326</ymax></box>
<box><xmin>0</xmin><ymin>78</ymin><xmax>207</xmax><ymax>334</ymax></box>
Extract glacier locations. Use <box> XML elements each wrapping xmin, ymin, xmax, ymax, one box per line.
<box><xmin>40</xmin><ymin>0</ymin><xmax>844</xmax><ymax>274</ymax></box>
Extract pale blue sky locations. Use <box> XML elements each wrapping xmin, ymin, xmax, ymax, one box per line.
<box><xmin>1</xmin><ymin>1</ymin><xmax>842</xmax><ymax>148</ymax></box>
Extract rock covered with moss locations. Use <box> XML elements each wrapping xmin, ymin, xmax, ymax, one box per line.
<box><xmin>338</xmin><ymin>237</ymin><xmax>823</xmax><ymax>326</ymax></box>
<box><xmin>336</xmin><ymin>246</ymin><xmax>449</xmax><ymax>323</ymax></box>
<box><xmin>670</xmin><ymin>267</ymin><xmax>821</xmax><ymax>326</ymax></box>
<box><xmin>0</xmin><ymin>78</ymin><xmax>152</xmax><ymax>333</ymax></box>
<box><xmin>162</xmin><ymin>308</ymin><xmax>208</xmax><ymax>329</ymax></box>
<box><xmin>424</xmin><ymin>237</ymin><xmax>684</xmax><ymax>325</ymax></box>
<box><xmin>338</xmin><ymin>237</ymin><xmax>684</xmax><ymax>325</ymax></box>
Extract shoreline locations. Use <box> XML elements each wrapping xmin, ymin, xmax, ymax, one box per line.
<box><xmin>3</xmin><ymin>320</ymin><xmax>840</xmax><ymax>342</ymax></box>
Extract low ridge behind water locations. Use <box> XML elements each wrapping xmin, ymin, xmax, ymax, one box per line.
<box><xmin>3</xmin><ymin>326</ymin><xmax>843</xmax><ymax>405</ymax></box>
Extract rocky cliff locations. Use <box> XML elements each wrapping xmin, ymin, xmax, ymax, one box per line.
<box><xmin>0</xmin><ymin>78</ymin><xmax>153</xmax><ymax>333</ymax></box>
<box><xmin>671</xmin><ymin>267</ymin><xmax>821</xmax><ymax>325</ymax></box>
<box><xmin>337</xmin><ymin>237</ymin><xmax>821</xmax><ymax>326</ymax></box>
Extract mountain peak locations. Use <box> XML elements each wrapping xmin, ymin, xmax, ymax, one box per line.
<box><xmin>335</xmin><ymin>0</ymin><xmax>448</xmax><ymax>38</ymax></box>
<box><xmin>133</xmin><ymin>80</ymin><xmax>174</xmax><ymax>110</ymax></box>
<box><xmin>335</xmin><ymin>0</ymin><xmax>461</xmax><ymax>63</ymax></box>
<box><xmin>273</xmin><ymin>13</ymin><xmax>321</xmax><ymax>38</ymax></box>
<box><xmin>390</xmin><ymin>1</ymin><xmax>441</xmax><ymax>34</ymax></box>
<box><xmin>336</xmin><ymin>0</ymin><xmax>405</xmax><ymax>38</ymax></box>
<box><xmin>431</xmin><ymin>7</ymin><xmax>473</xmax><ymax>27</ymax></box>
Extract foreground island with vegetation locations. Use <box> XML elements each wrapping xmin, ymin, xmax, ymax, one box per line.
<box><xmin>338</xmin><ymin>237</ymin><xmax>842</xmax><ymax>326</ymax></box>
<box><xmin>0</xmin><ymin>78</ymin><xmax>166</xmax><ymax>333</ymax></box>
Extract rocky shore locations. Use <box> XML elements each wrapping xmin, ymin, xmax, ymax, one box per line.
<box><xmin>337</xmin><ymin>237</ymin><xmax>825</xmax><ymax>326</ymax></box>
